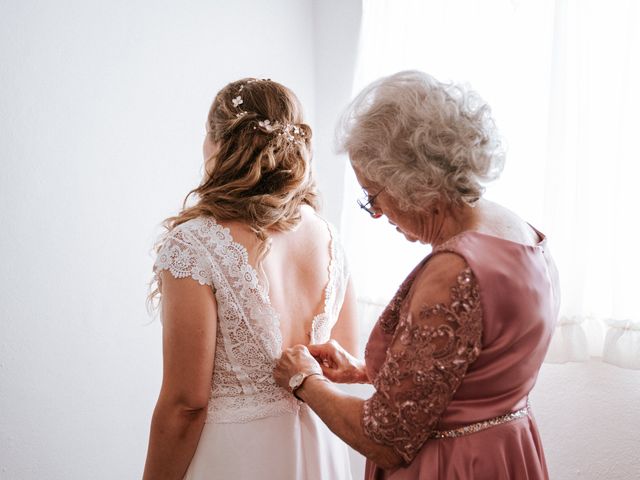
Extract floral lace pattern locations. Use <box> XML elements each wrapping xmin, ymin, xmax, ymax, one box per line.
<box><xmin>310</xmin><ymin>222</ymin><xmax>348</xmax><ymax>344</ymax></box>
<box><xmin>154</xmin><ymin>227</ymin><xmax>214</xmax><ymax>287</ymax></box>
<box><xmin>154</xmin><ymin>216</ymin><xmax>349</xmax><ymax>423</ymax></box>
<box><xmin>362</xmin><ymin>265</ymin><xmax>483</xmax><ymax>463</ymax></box>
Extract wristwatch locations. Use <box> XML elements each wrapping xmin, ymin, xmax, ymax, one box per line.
<box><xmin>289</xmin><ymin>371</ymin><xmax>322</xmax><ymax>400</ymax></box>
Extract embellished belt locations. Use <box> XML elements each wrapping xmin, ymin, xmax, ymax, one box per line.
<box><xmin>429</xmin><ymin>401</ymin><xmax>531</xmax><ymax>439</ymax></box>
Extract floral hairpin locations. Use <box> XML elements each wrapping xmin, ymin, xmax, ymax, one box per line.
<box><xmin>232</xmin><ymin>92</ymin><xmax>247</xmax><ymax>118</ymax></box>
<box><xmin>280</xmin><ymin>124</ymin><xmax>303</xmax><ymax>142</ymax></box>
<box><xmin>253</xmin><ymin>119</ymin><xmax>305</xmax><ymax>142</ymax></box>
<box><xmin>230</xmin><ymin>79</ymin><xmax>304</xmax><ymax>142</ymax></box>
<box><xmin>258</xmin><ymin>119</ymin><xmax>274</xmax><ymax>131</ymax></box>
<box><xmin>234</xmin><ymin>78</ymin><xmax>271</xmax><ymax>114</ymax></box>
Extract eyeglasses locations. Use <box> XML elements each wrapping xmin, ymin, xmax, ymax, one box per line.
<box><xmin>357</xmin><ymin>187</ymin><xmax>384</xmax><ymax>218</ymax></box>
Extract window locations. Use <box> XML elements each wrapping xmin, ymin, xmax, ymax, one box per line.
<box><xmin>342</xmin><ymin>0</ymin><xmax>640</xmax><ymax>369</ymax></box>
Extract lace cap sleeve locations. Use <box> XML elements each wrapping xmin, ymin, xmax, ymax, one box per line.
<box><xmin>362</xmin><ymin>252</ymin><xmax>483</xmax><ymax>464</ymax></box>
<box><xmin>153</xmin><ymin>224</ymin><xmax>213</xmax><ymax>287</ymax></box>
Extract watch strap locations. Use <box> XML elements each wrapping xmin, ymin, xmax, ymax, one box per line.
<box><xmin>292</xmin><ymin>372</ymin><xmax>322</xmax><ymax>401</ymax></box>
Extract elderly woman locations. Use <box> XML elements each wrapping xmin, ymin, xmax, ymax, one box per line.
<box><xmin>274</xmin><ymin>70</ymin><xmax>560</xmax><ymax>479</ymax></box>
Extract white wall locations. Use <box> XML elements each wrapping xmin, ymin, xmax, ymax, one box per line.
<box><xmin>311</xmin><ymin>0</ymin><xmax>362</xmax><ymax>226</ymax></box>
<box><xmin>531</xmin><ymin>361</ymin><xmax>640</xmax><ymax>479</ymax></box>
<box><xmin>0</xmin><ymin>1</ymin><xmax>316</xmax><ymax>478</ymax></box>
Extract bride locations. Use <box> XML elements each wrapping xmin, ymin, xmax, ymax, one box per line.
<box><xmin>142</xmin><ymin>78</ymin><xmax>357</xmax><ymax>479</ymax></box>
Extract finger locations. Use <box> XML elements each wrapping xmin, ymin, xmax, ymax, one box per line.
<box><xmin>307</xmin><ymin>344</ymin><xmax>327</xmax><ymax>356</ymax></box>
<box><xmin>309</xmin><ymin>348</ymin><xmax>328</xmax><ymax>362</ymax></box>
<box><xmin>311</xmin><ymin>343</ymin><xmax>337</xmax><ymax>357</ymax></box>
<box><xmin>319</xmin><ymin>366</ymin><xmax>342</xmax><ymax>382</ymax></box>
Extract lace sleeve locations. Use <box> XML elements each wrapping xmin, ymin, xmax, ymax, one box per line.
<box><xmin>153</xmin><ymin>226</ymin><xmax>213</xmax><ymax>287</ymax></box>
<box><xmin>362</xmin><ymin>254</ymin><xmax>483</xmax><ymax>464</ymax></box>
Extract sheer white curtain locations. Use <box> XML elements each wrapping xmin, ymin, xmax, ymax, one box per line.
<box><xmin>340</xmin><ymin>0</ymin><xmax>640</xmax><ymax>369</ymax></box>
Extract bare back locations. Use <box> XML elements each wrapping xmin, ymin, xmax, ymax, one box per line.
<box><xmin>219</xmin><ymin>205</ymin><xmax>337</xmax><ymax>349</ymax></box>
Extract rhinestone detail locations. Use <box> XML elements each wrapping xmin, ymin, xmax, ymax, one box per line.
<box><xmin>429</xmin><ymin>401</ymin><xmax>531</xmax><ymax>439</ymax></box>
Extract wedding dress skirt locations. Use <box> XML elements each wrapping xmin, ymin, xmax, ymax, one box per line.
<box><xmin>184</xmin><ymin>405</ymin><xmax>353</xmax><ymax>480</ymax></box>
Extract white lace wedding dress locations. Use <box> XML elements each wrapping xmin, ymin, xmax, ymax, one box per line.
<box><xmin>154</xmin><ymin>216</ymin><xmax>353</xmax><ymax>480</ymax></box>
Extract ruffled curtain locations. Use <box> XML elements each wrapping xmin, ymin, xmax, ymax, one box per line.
<box><xmin>341</xmin><ymin>0</ymin><xmax>640</xmax><ymax>369</ymax></box>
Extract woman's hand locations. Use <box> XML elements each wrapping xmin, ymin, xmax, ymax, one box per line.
<box><xmin>307</xmin><ymin>340</ymin><xmax>369</xmax><ymax>384</ymax></box>
<box><xmin>273</xmin><ymin>345</ymin><xmax>323</xmax><ymax>390</ymax></box>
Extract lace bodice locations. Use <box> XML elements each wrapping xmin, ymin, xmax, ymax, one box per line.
<box><xmin>362</xmin><ymin>254</ymin><xmax>483</xmax><ymax>464</ymax></box>
<box><xmin>153</xmin><ymin>216</ymin><xmax>349</xmax><ymax>424</ymax></box>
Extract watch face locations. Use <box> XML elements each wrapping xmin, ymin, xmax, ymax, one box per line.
<box><xmin>289</xmin><ymin>372</ymin><xmax>305</xmax><ymax>390</ymax></box>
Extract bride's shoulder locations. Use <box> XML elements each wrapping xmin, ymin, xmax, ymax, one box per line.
<box><xmin>296</xmin><ymin>207</ymin><xmax>348</xmax><ymax>264</ymax></box>
<box><xmin>295</xmin><ymin>206</ymin><xmax>334</xmax><ymax>239</ymax></box>
<box><xmin>299</xmin><ymin>204</ymin><xmax>331</xmax><ymax>228</ymax></box>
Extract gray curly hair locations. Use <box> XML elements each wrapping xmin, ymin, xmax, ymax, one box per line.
<box><xmin>337</xmin><ymin>70</ymin><xmax>505</xmax><ymax>210</ymax></box>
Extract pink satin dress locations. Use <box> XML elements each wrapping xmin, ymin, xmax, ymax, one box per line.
<box><xmin>363</xmin><ymin>228</ymin><xmax>560</xmax><ymax>480</ymax></box>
